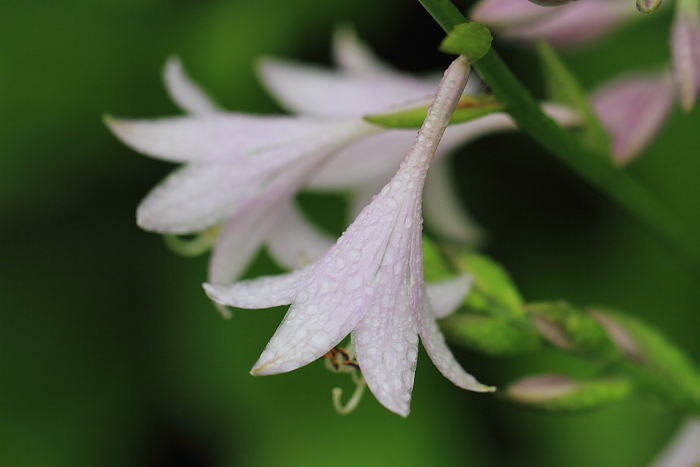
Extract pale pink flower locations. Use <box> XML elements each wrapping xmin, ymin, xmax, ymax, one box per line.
<box><xmin>204</xmin><ymin>56</ymin><xmax>494</xmax><ymax>417</ymax></box>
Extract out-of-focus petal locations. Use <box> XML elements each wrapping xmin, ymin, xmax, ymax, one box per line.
<box><xmin>473</xmin><ymin>0</ymin><xmax>635</xmax><ymax>48</ymax></box>
<box><xmin>423</xmin><ymin>157</ymin><xmax>484</xmax><ymax>245</ymax></box>
<box><xmin>266</xmin><ymin>201</ymin><xmax>335</xmax><ymax>270</ymax></box>
<box><xmin>331</xmin><ymin>25</ymin><xmax>396</xmax><ymax>75</ymax></box>
<box><xmin>649</xmin><ymin>418</ymin><xmax>700</xmax><ymax>467</ymax></box>
<box><xmin>426</xmin><ymin>275</ymin><xmax>473</xmax><ymax>319</ymax></box>
<box><xmin>257</xmin><ymin>58</ymin><xmax>437</xmax><ymax>118</ymax></box>
<box><xmin>137</xmin><ymin>164</ymin><xmax>256</xmax><ymax>233</ymax></box>
<box><xmin>671</xmin><ymin>10</ymin><xmax>700</xmax><ymax>112</ymax></box>
<box><xmin>204</xmin><ymin>267</ymin><xmax>310</xmax><ymax>309</ymax></box>
<box><xmin>591</xmin><ymin>72</ymin><xmax>674</xmax><ymax>164</ymax></box>
<box><xmin>106</xmin><ymin>114</ymin><xmax>361</xmax><ymax>163</ymax></box>
<box><xmin>163</xmin><ymin>56</ymin><xmax>221</xmax><ymax>116</ymax></box>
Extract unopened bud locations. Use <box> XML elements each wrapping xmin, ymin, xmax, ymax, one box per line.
<box><xmin>505</xmin><ymin>374</ymin><xmax>632</xmax><ymax>412</ymax></box>
<box><xmin>636</xmin><ymin>0</ymin><xmax>664</xmax><ymax>14</ymax></box>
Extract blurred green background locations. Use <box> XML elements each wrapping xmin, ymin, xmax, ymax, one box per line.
<box><xmin>1</xmin><ymin>0</ymin><xmax>699</xmax><ymax>466</ymax></box>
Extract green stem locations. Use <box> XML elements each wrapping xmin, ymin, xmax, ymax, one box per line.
<box><xmin>418</xmin><ymin>0</ymin><xmax>700</xmax><ymax>268</ymax></box>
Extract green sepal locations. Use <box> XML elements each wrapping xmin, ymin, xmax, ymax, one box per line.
<box><xmin>526</xmin><ymin>301</ymin><xmax>619</xmax><ymax>361</ymax></box>
<box><xmin>504</xmin><ymin>374</ymin><xmax>632</xmax><ymax>413</ymax></box>
<box><xmin>439</xmin><ymin>22</ymin><xmax>493</xmax><ymax>63</ymax></box>
<box><xmin>535</xmin><ymin>39</ymin><xmax>610</xmax><ymax>157</ymax></box>
<box><xmin>454</xmin><ymin>251</ymin><xmax>525</xmax><ymax>319</ymax></box>
<box><xmin>363</xmin><ymin>94</ymin><xmax>503</xmax><ymax>129</ymax></box>
<box><xmin>593</xmin><ymin>308</ymin><xmax>700</xmax><ymax>414</ymax></box>
<box><xmin>441</xmin><ymin>314</ymin><xmax>541</xmax><ymax>356</ymax></box>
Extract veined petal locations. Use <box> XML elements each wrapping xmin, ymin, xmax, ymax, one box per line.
<box><xmin>106</xmin><ymin>113</ymin><xmax>362</xmax><ymax>163</ymax></box>
<box><xmin>204</xmin><ymin>267</ymin><xmax>310</xmax><ymax>309</ymax></box>
<box><xmin>591</xmin><ymin>72</ymin><xmax>674</xmax><ymax>164</ymax></box>
<box><xmin>266</xmin><ymin>201</ymin><xmax>335</xmax><ymax>270</ymax></box>
<box><xmin>308</xmin><ymin>130</ymin><xmax>414</xmax><ymax>189</ymax></box>
<box><xmin>137</xmin><ymin>161</ymin><xmax>284</xmax><ymax>233</ymax></box>
<box><xmin>471</xmin><ymin>0</ymin><xmax>560</xmax><ymax>28</ymax></box>
<box><xmin>257</xmin><ymin>58</ymin><xmax>437</xmax><ymax>118</ymax></box>
<box><xmin>426</xmin><ymin>275</ymin><xmax>473</xmax><ymax>319</ymax></box>
<box><xmin>353</xmin><ymin>291</ymin><xmax>420</xmax><ymax>417</ymax></box>
<box><xmin>163</xmin><ymin>56</ymin><xmax>221</xmax><ymax>116</ymax></box>
<box><xmin>417</xmin><ymin>295</ymin><xmax>495</xmax><ymax>392</ymax></box>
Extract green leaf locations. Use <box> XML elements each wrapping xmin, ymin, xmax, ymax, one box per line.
<box><xmin>439</xmin><ymin>22</ymin><xmax>493</xmax><ymax>63</ymax></box>
<box><xmin>364</xmin><ymin>94</ymin><xmax>503</xmax><ymax>129</ymax></box>
<box><xmin>535</xmin><ymin>39</ymin><xmax>611</xmax><ymax>157</ymax></box>
<box><xmin>441</xmin><ymin>314</ymin><xmax>541</xmax><ymax>356</ymax></box>
<box><xmin>504</xmin><ymin>374</ymin><xmax>632</xmax><ymax>413</ymax></box>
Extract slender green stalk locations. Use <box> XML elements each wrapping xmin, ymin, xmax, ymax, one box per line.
<box><xmin>418</xmin><ymin>0</ymin><xmax>700</xmax><ymax>268</ymax></box>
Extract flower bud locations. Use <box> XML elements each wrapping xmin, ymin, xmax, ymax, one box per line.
<box><xmin>505</xmin><ymin>374</ymin><xmax>632</xmax><ymax>412</ymax></box>
<box><xmin>636</xmin><ymin>0</ymin><xmax>664</xmax><ymax>14</ymax></box>
<box><xmin>671</xmin><ymin>5</ymin><xmax>700</xmax><ymax>112</ymax></box>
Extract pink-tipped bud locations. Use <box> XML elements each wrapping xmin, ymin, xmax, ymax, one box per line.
<box><xmin>671</xmin><ymin>7</ymin><xmax>700</xmax><ymax>112</ymax></box>
<box><xmin>507</xmin><ymin>374</ymin><xmax>579</xmax><ymax>402</ymax></box>
<box><xmin>636</xmin><ymin>0</ymin><xmax>664</xmax><ymax>14</ymax></box>
<box><xmin>591</xmin><ymin>72</ymin><xmax>674</xmax><ymax>165</ymax></box>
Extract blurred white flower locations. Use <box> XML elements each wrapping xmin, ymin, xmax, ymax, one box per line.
<box><xmin>107</xmin><ymin>27</ymin><xmax>576</xmax><ymax>314</ymax></box>
<box><xmin>205</xmin><ymin>56</ymin><xmax>494</xmax><ymax>416</ymax></box>
<box><xmin>649</xmin><ymin>417</ymin><xmax>700</xmax><ymax>467</ymax></box>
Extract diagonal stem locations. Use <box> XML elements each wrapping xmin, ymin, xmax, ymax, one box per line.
<box><xmin>418</xmin><ymin>0</ymin><xmax>700</xmax><ymax>270</ymax></box>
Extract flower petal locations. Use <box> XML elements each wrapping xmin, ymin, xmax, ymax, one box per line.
<box><xmin>136</xmin><ymin>162</ymin><xmax>278</xmax><ymax>233</ymax></box>
<box><xmin>353</xmin><ymin>293</ymin><xmax>419</xmax><ymax>417</ymax></box>
<box><xmin>331</xmin><ymin>25</ymin><xmax>396</xmax><ymax>75</ymax></box>
<box><xmin>163</xmin><ymin>56</ymin><xmax>221</xmax><ymax>115</ymax></box>
<box><xmin>650</xmin><ymin>417</ymin><xmax>700</xmax><ymax>467</ymax></box>
<box><xmin>591</xmin><ymin>72</ymin><xmax>674</xmax><ymax>164</ymax></box>
<box><xmin>106</xmin><ymin>113</ymin><xmax>359</xmax><ymax>163</ymax></box>
<box><xmin>204</xmin><ymin>267</ymin><xmax>310</xmax><ymax>309</ymax></box>
<box><xmin>416</xmin><ymin>297</ymin><xmax>496</xmax><ymax>393</ymax></box>
<box><xmin>426</xmin><ymin>274</ymin><xmax>473</xmax><ymax>319</ymax></box>
<box><xmin>266</xmin><ymin>201</ymin><xmax>335</xmax><ymax>270</ymax></box>
<box><xmin>257</xmin><ymin>58</ymin><xmax>437</xmax><ymax>118</ymax></box>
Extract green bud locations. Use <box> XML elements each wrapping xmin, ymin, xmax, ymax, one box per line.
<box><xmin>636</xmin><ymin>0</ymin><xmax>664</xmax><ymax>14</ymax></box>
<box><xmin>364</xmin><ymin>94</ymin><xmax>503</xmax><ymax>129</ymax></box>
<box><xmin>454</xmin><ymin>251</ymin><xmax>525</xmax><ymax>319</ymax></box>
<box><xmin>526</xmin><ymin>301</ymin><xmax>619</xmax><ymax>360</ymax></box>
<box><xmin>441</xmin><ymin>314</ymin><xmax>541</xmax><ymax>356</ymax></box>
<box><xmin>591</xmin><ymin>308</ymin><xmax>700</xmax><ymax>413</ymax></box>
<box><xmin>440</xmin><ymin>22</ymin><xmax>493</xmax><ymax>63</ymax></box>
<box><xmin>505</xmin><ymin>374</ymin><xmax>632</xmax><ymax>413</ymax></box>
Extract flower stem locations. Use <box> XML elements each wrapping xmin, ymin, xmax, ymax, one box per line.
<box><xmin>418</xmin><ymin>0</ymin><xmax>700</xmax><ymax>269</ymax></box>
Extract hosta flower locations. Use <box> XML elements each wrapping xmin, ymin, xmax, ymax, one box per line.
<box><xmin>205</xmin><ymin>56</ymin><xmax>494</xmax><ymax>417</ymax></box>
<box><xmin>107</xmin><ymin>27</ymin><xmax>576</xmax><ymax>307</ymax></box>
